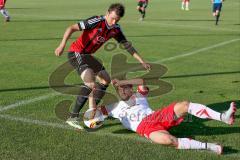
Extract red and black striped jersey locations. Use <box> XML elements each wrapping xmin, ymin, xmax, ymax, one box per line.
<box><xmin>69</xmin><ymin>15</ymin><xmax>127</xmax><ymax>54</ymax></box>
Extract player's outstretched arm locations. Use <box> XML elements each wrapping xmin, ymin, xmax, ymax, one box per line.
<box><xmin>122</xmin><ymin>42</ymin><xmax>151</xmax><ymax>71</ymax></box>
<box><xmin>132</xmin><ymin>52</ymin><xmax>151</xmax><ymax>71</ymax></box>
<box><xmin>55</xmin><ymin>24</ymin><xmax>80</xmax><ymax>56</ymax></box>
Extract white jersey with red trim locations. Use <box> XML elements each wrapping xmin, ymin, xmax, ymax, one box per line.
<box><xmin>105</xmin><ymin>92</ymin><xmax>153</xmax><ymax>132</ymax></box>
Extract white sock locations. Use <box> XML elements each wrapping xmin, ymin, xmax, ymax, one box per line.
<box><xmin>177</xmin><ymin>138</ymin><xmax>206</xmax><ymax>150</ymax></box>
<box><xmin>207</xmin><ymin>143</ymin><xmax>222</xmax><ymax>154</ymax></box>
<box><xmin>186</xmin><ymin>2</ymin><xmax>189</xmax><ymax>9</ymax></box>
<box><xmin>188</xmin><ymin>102</ymin><xmax>221</xmax><ymax>121</ymax></box>
<box><xmin>0</xmin><ymin>8</ymin><xmax>10</xmax><ymax>18</ymax></box>
<box><xmin>181</xmin><ymin>2</ymin><xmax>185</xmax><ymax>8</ymax></box>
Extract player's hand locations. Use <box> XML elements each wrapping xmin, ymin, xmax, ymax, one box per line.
<box><xmin>112</xmin><ymin>79</ymin><xmax>120</xmax><ymax>87</ymax></box>
<box><xmin>142</xmin><ymin>62</ymin><xmax>151</xmax><ymax>71</ymax></box>
<box><xmin>89</xmin><ymin>108</ymin><xmax>97</xmax><ymax>119</ymax></box>
<box><xmin>55</xmin><ymin>45</ymin><xmax>65</xmax><ymax>56</ymax></box>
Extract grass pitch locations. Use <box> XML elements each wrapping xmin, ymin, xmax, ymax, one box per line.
<box><xmin>0</xmin><ymin>0</ymin><xmax>239</xmax><ymax>159</ymax></box>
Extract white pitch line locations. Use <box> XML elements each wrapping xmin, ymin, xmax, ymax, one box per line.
<box><xmin>0</xmin><ymin>114</ymin><xmax>148</xmax><ymax>143</ymax></box>
<box><xmin>0</xmin><ymin>93</ymin><xmax>58</xmax><ymax>112</ymax></box>
<box><xmin>0</xmin><ymin>114</ymin><xmax>71</xmax><ymax>130</ymax></box>
<box><xmin>159</xmin><ymin>38</ymin><xmax>240</xmax><ymax>63</ymax></box>
<box><xmin>112</xmin><ymin>38</ymin><xmax>240</xmax><ymax>78</ymax></box>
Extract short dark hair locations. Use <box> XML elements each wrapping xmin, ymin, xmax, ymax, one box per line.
<box><xmin>108</xmin><ymin>3</ymin><xmax>125</xmax><ymax>17</ymax></box>
<box><xmin>114</xmin><ymin>84</ymin><xmax>133</xmax><ymax>101</ymax></box>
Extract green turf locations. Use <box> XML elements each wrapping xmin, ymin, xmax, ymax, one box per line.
<box><xmin>0</xmin><ymin>0</ymin><xmax>240</xmax><ymax>159</ymax></box>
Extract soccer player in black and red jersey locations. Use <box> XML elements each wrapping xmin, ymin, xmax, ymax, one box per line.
<box><xmin>137</xmin><ymin>0</ymin><xmax>149</xmax><ymax>21</ymax></box>
<box><xmin>55</xmin><ymin>3</ymin><xmax>151</xmax><ymax>129</ymax></box>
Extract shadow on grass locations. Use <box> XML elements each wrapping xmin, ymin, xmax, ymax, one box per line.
<box><xmin>84</xmin><ymin>122</ymin><xmax>122</xmax><ymax>132</ymax></box>
<box><xmin>112</xmin><ymin>128</ymin><xmax>135</xmax><ymax>134</ymax></box>
<box><xmin>223</xmin><ymin>146</ymin><xmax>239</xmax><ymax>155</ymax></box>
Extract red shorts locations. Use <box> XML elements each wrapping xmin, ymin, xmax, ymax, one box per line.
<box><xmin>136</xmin><ymin>103</ymin><xmax>184</xmax><ymax>138</ymax></box>
<box><xmin>0</xmin><ymin>0</ymin><xmax>6</xmax><ymax>9</ymax></box>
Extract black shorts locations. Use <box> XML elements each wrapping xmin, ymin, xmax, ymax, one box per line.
<box><xmin>138</xmin><ymin>2</ymin><xmax>148</xmax><ymax>8</ymax></box>
<box><xmin>213</xmin><ymin>3</ymin><xmax>222</xmax><ymax>12</ymax></box>
<box><xmin>68</xmin><ymin>52</ymin><xmax>105</xmax><ymax>75</ymax></box>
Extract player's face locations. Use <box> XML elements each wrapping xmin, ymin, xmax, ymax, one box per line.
<box><xmin>123</xmin><ymin>86</ymin><xmax>134</xmax><ymax>97</ymax></box>
<box><xmin>105</xmin><ymin>11</ymin><xmax>121</xmax><ymax>26</ymax></box>
<box><xmin>117</xmin><ymin>85</ymin><xmax>134</xmax><ymax>101</ymax></box>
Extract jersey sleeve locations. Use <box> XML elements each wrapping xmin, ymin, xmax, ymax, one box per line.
<box><xmin>78</xmin><ymin>16</ymin><xmax>102</xmax><ymax>30</ymax></box>
<box><xmin>114</xmin><ymin>26</ymin><xmax>127</xmax><ymax>43</ymax></box>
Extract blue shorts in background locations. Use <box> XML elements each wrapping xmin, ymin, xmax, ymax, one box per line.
<box><xmin>213</xmin><ymin>3</ymin><xmax>222</xmax><ymax>12</ymax></box>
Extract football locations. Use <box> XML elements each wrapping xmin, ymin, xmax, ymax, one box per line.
<box><xmin>83</xmin><ymin>108</ymin><xmax>105</xmax><ymax>129</ymax></box>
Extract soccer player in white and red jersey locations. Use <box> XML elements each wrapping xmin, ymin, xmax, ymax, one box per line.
<box><xmin>181</xmin><ymin>0</ymin><xmax>190</xmax><ymax>11</ymax></box>
<box><xmin>0</xmin><ymin>0</ymin><xmax>10</xmax><ymax>22</ymax></box>
<box><xmin>137</xmin><ymin>0</ymin><xmax>149</xmax><ymax>21</ymax></box>
<box><xmin>100</xmin><ymin>78</ymin><xmax>237</xmax><ymax>154</ymax></box>
<box><xmin>55</xmin><ymin>3</ymin><xmax>151</xmax><ymax>129</ymax></box>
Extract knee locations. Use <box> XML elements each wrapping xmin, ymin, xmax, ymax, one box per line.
<box><xmin>155</xmin><ymin>134</ymin><xmax>175</xmax><ymax>146</ymax></box>
<box><xmin>161</xmin><ymin>135</ymin><xmax>173</xmax><ymax>145</ymax></box>
<box><xmin>97</xmin><ymin>71</ymin><xmax>111</xmax><ymax>85</ymax></box>
<box><xmin>84</xmin><ymin>82</ymin><xmax>96</xmax><ymax>89</ymax></box>
<box><xmin>95</xmin><ymin>82</ymin><xmax>109</xmax><ymax>92</ymax></box>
